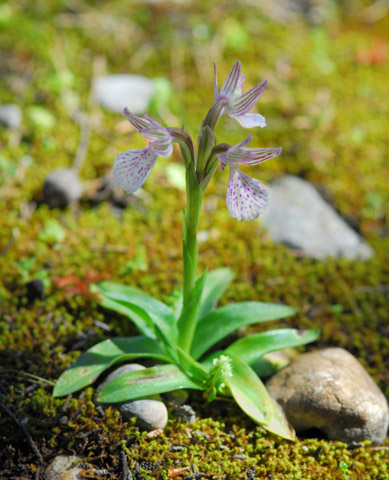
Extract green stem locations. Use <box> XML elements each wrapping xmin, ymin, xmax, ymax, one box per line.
<box><xmin>178</xmin><ymin>164</ymin><xmax>203</xmax><ymax>352</ymax></box>
<box><xmin>183</xmin><ymin>166</ymin><xmax>203</xmax><ymax>305</ymax></box>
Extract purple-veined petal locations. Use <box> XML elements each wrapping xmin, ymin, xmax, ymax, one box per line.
<box><xmin>231</xmin><ymin>113</ymin><xmax>266</xmax><ymax>129</ymax></box>
<box><xmin>226</xmin><ymin>165</ymin><xmax>269</xmax><ymax>221</ymax></box>
<box><xmin>218</xmin><ymin>134</ymin><xmax>253</xmax><ymax>166</ymax></box>
<box><xmin>227</xmin><ymin>80</ymin><xmax>267</xmax><ymax>116</ymax></box>
<box><xmin>112</xmin><ymin>148</ymin><xmax>157</xmax><ymax>194</ymax></box>
<box><xmin>236</xmin><ymin>74</ymin><xmax>245</xmax><ymax>96</ymax></box>
<box><xmin>141</xmin><ymin>126</ymin><xmax>172</xmax><ymax>143</ymax></box>
<box><xmin>149</xmin><ymin>138</ymin><xmax>174</xmax><ymax>157</ymax></box>
<box><xmin>123</xmin><ymin>108</ymin><xmax>153</xmax><ymax>132</ymax></box>
<box><xmin>220</xmin><ymin>60</ymin><xmax>241</xmax><ymax>98</ymax></box>
<box><xmin>226</xmin><ymin>146</ymin><xmax>282</xmax><ymax>166</ymax></box>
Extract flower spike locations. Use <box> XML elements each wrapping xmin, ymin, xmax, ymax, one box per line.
<box><xmin>113</xmin><ymin>109</ymin><xmax>174</xmax><ymax>194</ymax></box>
<box><xmin>214</xmin><ymin>61</ymin><xmax>267</xmax><ymax>128</ymax></box>
<box><xmin>218</xmin><ymin>137</ymin><xmax>282</xmax><ymax>221</ymax></box>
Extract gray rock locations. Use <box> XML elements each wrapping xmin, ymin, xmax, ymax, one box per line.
<box><xmin>44</xmin><ymin>455</ymin><xmax>83</xmax><ymax>480</ymax></box>
<box><xmin>267</xmin><ymin>348</ymin><xmax>389</xmax><ymax>444</ymax></box>
<box><xmin>96</xmin><ymin>364</ymin><xmax>168</xmax><ymax>431</ymax></box>
<box><xmin>42</xmin><ymin>168</ymin><xmax>83</xmax><ymax>208</ymax></box>
<box><xmin>93</xmin><ymin>74</ymin><xmax>155</xmax><ymax>114</ymax></box>
<box><xmin>261</xmin><ymin>175</ymin><xmax>373</xmax><ymax>260</ymax></box>
<box><xmin>0</xmin><ymin>104</ymin><xmax>22</xmax><ymax>129</ymax></box>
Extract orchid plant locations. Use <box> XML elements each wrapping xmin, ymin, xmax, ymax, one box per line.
<box><xmin>54</xmin><ymin>61</ymin><xmax>319</xmax><ymax>440</ymax></box>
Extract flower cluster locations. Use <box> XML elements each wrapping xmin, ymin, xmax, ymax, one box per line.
<box><xmin>113</xmin><ymin>60</ymin><xmax>282</xmax><ymax>221</ymax></box>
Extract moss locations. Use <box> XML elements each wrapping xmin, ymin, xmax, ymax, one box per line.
<box><xmin>0</xmin><ymin>0</ymin><xmax>388</xmax><ymax>477</ymax></box>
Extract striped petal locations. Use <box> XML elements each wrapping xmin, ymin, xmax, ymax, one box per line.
<box><xmin>227</xmin><ymin>147</ymin><xmax>282</xmax><ymax>166</ymax></box>
<box><xmin>123</xmin><ymin>108</ymin><xmax>153</xmax><ymax>132</ymax></box>
<box><xmin>226</xmin><ymin>165</ymin><xmax>269</xmax><ymax>221</ymax></box>
<box><xmin>220</xmin><ymin>60</ymin><xmax>241</xmax><ymax>98</ymax></box>
<box><xmin>112</xmin><ymin>148</ymin><xmax>157</xmax><ymax>194</ymax></box>
<box><xmin>227</xmin><ymin>80</ymin><xmax>267</xmax><ymax>116</ymax></box>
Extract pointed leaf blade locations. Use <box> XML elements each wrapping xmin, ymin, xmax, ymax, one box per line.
<box><xmin>199</xmin><ymin>268</ymin><xmax>234</xmax><ymax>319</ymax></box>
<box><xmin>177</xmin><ymin>272</ymin><xmax>207</xmax><ymax>352</ymax></box>
<box><xmin>98</xmin><ymin>364</ymin><xmax>203</xmax><ymax>403</ymax></box>
<box><xmin>191</xmin><ymin>302</ymin><xmax>297</xmax><ymax>359</ymax></box>
<box><xmin>53</xmin><ymin>336</ymin><xmax>170</xmax><ymax>397</ymax></box>
<box><xmin>224</xmin><ymin>354</ymin><xmax>272</xmax><ymax>426</ymax></box>
<box><xmin>173</xmin><ymin>268</ymin><xmax>234</xmax><ymax>320</ymax></box>
<box><xmin>176</xmin><ymin>346</ymin><xmax>208</xmax><ymax>384</ymax></box>
<box><xmin>226</xmin><ymin>328</ymin><xmax>320</xmax><ymax>366</ymax></box>
<box><xmin>91</xmin><ymin>282</ymin><xmax>177</xmax><ymax>347</ymax></box>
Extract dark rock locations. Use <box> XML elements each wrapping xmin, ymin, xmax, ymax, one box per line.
<box><xmin>26</xmin><ymin>278</ymin><xmax>45</xmax><ymax>302</ymax></box>
<box><xmin>42</xmin><ymin>168</ymin><xmax>83</xmax><ymax>208</ymax></box>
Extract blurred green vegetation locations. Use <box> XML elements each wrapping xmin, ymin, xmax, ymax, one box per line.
<box><xmin>0</xmin><ymin>0</ymin><xmax>388</xmax><ymax>477</ymax></box>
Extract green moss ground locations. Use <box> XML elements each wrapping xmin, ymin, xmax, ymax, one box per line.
<box><xmin>0</xmin><ymin>1</ymin><xmax>388</xmax><ymax>478</ymax></box>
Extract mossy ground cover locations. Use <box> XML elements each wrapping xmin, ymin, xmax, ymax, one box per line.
<box><xmin>0</xmin><ymin>1</ymin><xmax>388</xmax><ymax>478</ymax></box>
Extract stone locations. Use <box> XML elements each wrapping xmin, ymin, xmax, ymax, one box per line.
<box><xmin>261</xmin><ymin>175</ymin><xmax>374</xmax><ymax>260</ymax></box>
<box><xmin>93</xmin><ymin>74</ymin><xmax>155</xmax><ymax>114</ymax></box>
<box><xmin>25</xmin><ymin>278</ymin><xmax>45</xmax><ymax>302</ymax></box>
<box><xmin>0</xmin><ymin>104</ymin><xmax>22</xmax><ymax>129</ymax></box>
<box><xmin>44</xmin><ymin>455</ymin><xmax>83</xmax><ymax>480</ymax></box>
<box><xmin>95</xmin><ymin>363</ymin><xmax>168</xmax><ymax>431</ymax></box>
<box><xmin>42</xmin><ymin>168</ymin><xmax>83</xmax><ymax>208</ymax></box>
<box><xmin>267</xmin><ymin>348</ymin><xmax>389</xmax><ymax>444</ymax></box>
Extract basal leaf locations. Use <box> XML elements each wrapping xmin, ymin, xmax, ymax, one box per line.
<box><xmin>98</xmin><ymin>364</ymin><xmax>203</xmax><ymax>403</ymax></box>
<box><xmin>175</xmin><ymin>346</ymin><xmax>208</xmax><ymax>384</ymax></box>
<box><xmin>226</xmin><ymin>328</ymin><xmax>320</xmax><ymax>366</ymax></box>
<box><xmin>191</xmin><ymin>302</ymin><xmax>297</xmax><ymax>360</ymax></box>
<box><xmin>265</xmin><ymin>398</ymin><xmax>295</xmax><ymax>441</ymax></box>
<box><xmin>172</xmin><ymin>268</ymin><xmax>234</xmax><ymax>320</ymax></box>
<box><xmin>53</xmin><ymin>336</ymin><xmax>170</xmax><ymax>397</ymax></box>
<box><xmin>224</xmin><ymin>354</ymin><xmax>272</xmax><ymax>426</ymax></box>
<box><xmin>91</xmin><ymin>282</ymin><xmax>177</xmax><ymax>348</ymax></box>
<box><xmin>198</xmin><ymin>268</ymin><xmax>234</xmax><ymax>319</ymax></box>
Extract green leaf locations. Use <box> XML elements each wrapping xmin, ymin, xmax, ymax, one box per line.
<box><xmin>225</xmin><ymin>354</ymin><xmax>295</xmax><ymax>440</ymax></box>
<box><xmin>98</xmin><ymin>364</ymin><xmax>203</xmax><ymax>403</ymax></box>
<box><xmin>199</xmin><ymin>268</ymin><xmax>234</xmax><ymax>319</ymax></box>
<box><xmin>265</xmin><ymin>397</ymin><xmax>295</xmax><ymax>441</ymax></box>
<box><xmin>175</xmin><ymin>346</ymin><xmax>208</xmax><ymax>384</ymax></box>
<box><xmin>91</xmin><ymin>282</ymin><xmax>177</xmax><ymax>349</ymax></box>
<box><xmin>226</xmin><ymin>328</ymin><xmax>320</xmax><ymax>366</ymax></box>
<box><xmin>53</xmin><ymin>336</ymin><xmax>170</xmax><ymax>397</ymax></box>
<box><xmin>177</xmin><ymin>272</ymin><xmax>207</xmax><ymax>352</ymax></box>
<box><xmin>191</xmin><ymin>302</ymin><xmax>297</xmax><ymax>360</ymax></box>
<box><xmin>173</xmin><ymin>268</ymin><xmax>234</xmax><ymax>320</ymax></box>
<box><xmin>224</xmin><ymin>354</ymin><xmax>272</xmax><ymax>426</ymax></box>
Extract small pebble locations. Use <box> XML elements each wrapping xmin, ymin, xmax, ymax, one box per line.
<box><xmin>95</xmin><ymin>363</ymin><xmax>168</xmax><ymax>431</ymax></box>
<box><xmin>0</xmin><ymin>104</ymin><xmax>22</xmax><ymax>129</ymax></box>
<box><xmin>26</xmin><ymin>278</ymin><xmax>45</xmax><ymax>302</ymax></box>
<box><xmin>44</xmin><ymin>455</ymin><xmax>83</xmax><ymax>480</ymax></box>
<box><xmin>42</xmin><ymin>168</ymin><xmax>83</xmax><ymax>208</ymax></box>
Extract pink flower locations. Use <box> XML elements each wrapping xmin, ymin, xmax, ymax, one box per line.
<box><xmin>218</xmin><ymin>135</ymin><xmax>282</xmax><ymax>221</ymax></box>
<box><xmin>214</xmin><ymin>60</ymin><xmax>268</xmax><ymax>129</ymax></box>
<box><xmin>113</xmin><ymin>108</ymin><xmax>173</xmax><ymax>193</ymax></box>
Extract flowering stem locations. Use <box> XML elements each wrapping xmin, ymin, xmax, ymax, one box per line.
<box><xmin>179</xmin><ymin>163</ymin><xmax>203</xmax><ymax>352</ymax></box>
